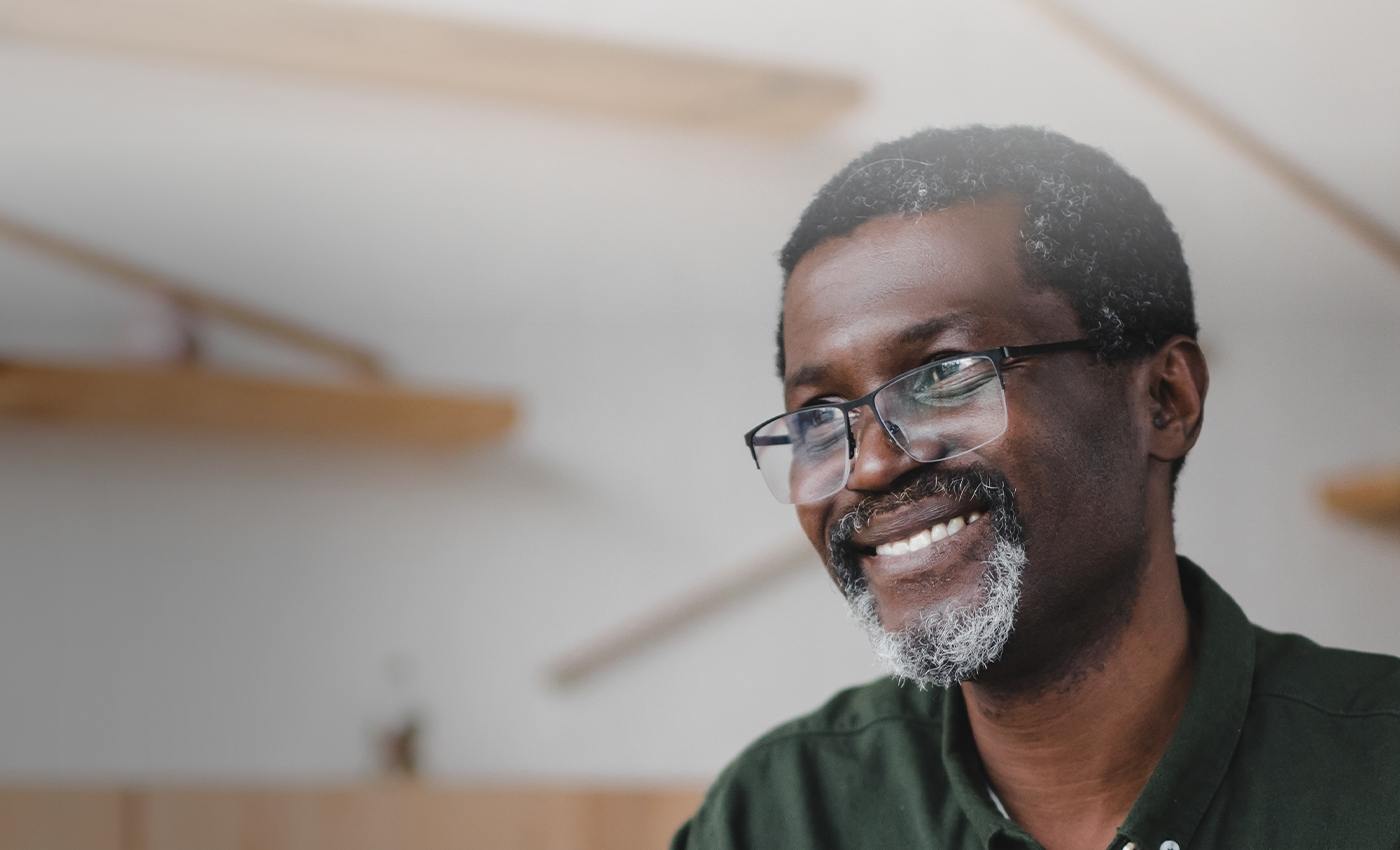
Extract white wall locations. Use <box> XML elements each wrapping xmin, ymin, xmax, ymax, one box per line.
<box><xmin>1</xmin><ymin>0</ymin><xmax>1397</xmax><ymax>781</ymax></box>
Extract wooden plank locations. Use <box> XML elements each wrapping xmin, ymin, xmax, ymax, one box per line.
<box><xmin>576</xmin><ymin>786</ymin><xmax>707</xmax><ymax>850</ymax></box>
<box><xmin>0</xmin><ymin>359</ymin><xmax>516</xmax><ymax>448</ymax></box>
<box><xmin>137</xmin><ymin>786</ymin><xmax>424</xmax><ymax>850</ymax></box>
<box><xmin>1026</xmin><ymin>0</ymin><xmax>1400</xmax><ymax>276</ymax></box>
<box><xmin>0</xmin><ymin>0</ymin><xmax>863</xmax><ymax>136</ymax></box>
<box><xmin>412</xmin><ymin>786</ymin><xmax>591</xmax><ymax>850</ymax></box>
<box><xmin>1321</xmin><ymin>467</ymin><xmax>1400</xmax><ymax>526</ymax></box>
<box><xmin>550</xmin><ymin>537</ymin><xmax>815</xmax><ymax>687</ymax></box>
<box><xmin>128</xmin><ymin>784</ymin><xmax>705</xmax><ymax>850</ymax></box>
<box><xmin>0</xmin><ymin>789</ymin><xmax>126</xmax><ymax>850</ymax></box>
<box><xmin>0</xmin><ymin>212</ymin><xmax>384</xmax><ymax>378</ymax></box>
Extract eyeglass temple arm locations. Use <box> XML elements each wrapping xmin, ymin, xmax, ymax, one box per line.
<box><xmin>998</xmin><ymin>338</ymin><xmax>1096</xmax><ymax>361</ymax></box>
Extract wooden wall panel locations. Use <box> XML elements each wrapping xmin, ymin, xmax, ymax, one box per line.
<box><xmin>0</xmin><ymin>784</ymin><xmax>705</xmax><ymax>850</ymax></box>
<box><xmin>578</xmin><ymin>788</ymin><xmax>707</xmax><ymax>850</ymax></box>
<box><xmin>0</xmin><ymin>789</ymin><xmax>126</xmax><ymax>850</ymax></box>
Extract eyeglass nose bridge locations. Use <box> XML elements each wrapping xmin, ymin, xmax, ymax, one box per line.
<box><xmin>843</xmin><ymin>397</ymin><xmax>917</xmax><ymax>463</ymax></box>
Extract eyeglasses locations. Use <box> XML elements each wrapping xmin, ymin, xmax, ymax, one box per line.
<box><xmin>744</xmin><ymin>339</ymin><xmax>1095</xmax><ymax>504</ymax></box>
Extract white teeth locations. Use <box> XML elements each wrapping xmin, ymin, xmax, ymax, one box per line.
<box><xmin>872</xmin><ymin>512</ymin><xmax>982</xmax><ymax>556</ymax></box>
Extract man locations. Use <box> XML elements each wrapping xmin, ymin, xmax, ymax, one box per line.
<box><xmin>671</xmin><ymin>126</ymin><xmax>1400</xmax><ymax>849</ymax></box>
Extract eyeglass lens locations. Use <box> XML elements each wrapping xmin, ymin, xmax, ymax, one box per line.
<box><xmin>751</xmin><ymin>355</ymin><xmax>1008</xmax><ymax>504</ymax></box>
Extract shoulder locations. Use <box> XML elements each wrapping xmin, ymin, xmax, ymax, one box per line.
<box><xmin>737</xmin><ymin>675</ymin><xmax>942</xmax><ymax>753</ymax></box>
<box><xmin>710</xmin><ymin>676</ymin><xmax>943</xmax><ymax>792</ymax></box>
<box><xmin>1250</xmin><ymin>624</ymin><xmax>1400</xmax><ymax>718</ymax></box>
<box><xmin>1232</xmin><ymin>624</ymin><xmax>1400</xmax><ymax>815</ymax></box>
<box><xmin>673</xmin><ymin>678</ymin><xmax>948</xmax><ymax>849</ymax></box>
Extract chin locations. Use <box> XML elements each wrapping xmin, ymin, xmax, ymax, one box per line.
<box><xmin>868</xmin><ymin>579</ymin><xmax>983</xmax><ymax>633</ymax></box>
<box><xmin>844</xmin><ymin>531</ymin><xmax>1030</xmax><ymax>690</ymax></box>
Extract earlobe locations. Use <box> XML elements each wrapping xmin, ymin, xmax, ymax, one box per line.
<box><xmin>1145</xmin><ymin>336</ymin><xmax>1209</xmax><ymax>462</ymax></box>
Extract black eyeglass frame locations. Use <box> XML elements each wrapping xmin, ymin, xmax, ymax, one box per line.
<box><xmin>743</xmin><ymin>338</ymin><xmax>1097</xmax><ymax>469</ymax></box>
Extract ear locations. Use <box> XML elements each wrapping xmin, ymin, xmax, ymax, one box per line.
<box><xmin>1143</xmin><ymin>335</ymin><xmax>1209</xmax><ymax>464</ymax></box>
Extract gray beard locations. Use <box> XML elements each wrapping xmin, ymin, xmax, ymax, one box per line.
<box><xmin>844</xmin><ymin>523</ymin><xmax>1028</xmax><ymax>690</ymax></box>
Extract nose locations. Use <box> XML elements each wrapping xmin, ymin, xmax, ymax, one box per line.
<box><xmin>844</xmin><ymin>407</ymin><xmax>924</xmax><ymax>493</ymax></box>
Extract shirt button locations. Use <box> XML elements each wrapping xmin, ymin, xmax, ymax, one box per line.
<box><xmin>1123</xmin><ymin>844</ymin><xmax>1137</xmax><ymax>850</ymax></box>
<box><xmin>1161</xmin><ymin>842</ymin><xmax>1181</xmax><ymax>850</ymax></box>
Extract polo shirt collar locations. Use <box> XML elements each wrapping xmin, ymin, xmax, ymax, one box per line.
<box><xmin>940</xmin><ymin>557</ymin><xmax>1256</xmax><ymax>850</ymax></box>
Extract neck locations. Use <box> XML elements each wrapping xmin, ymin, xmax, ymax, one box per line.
<box><xmin>961</xmin><ymin>541</ymin><xmax>1195</xmax><ymax>850</ymax></box>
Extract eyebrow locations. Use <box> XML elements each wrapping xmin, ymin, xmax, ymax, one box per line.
<box><xmin>783</xmin><ymin>312</ymin><xmax>978</xmax><ymax>394</ymax></box>
<box><xmin>895</xmin><ymin>312</ymin><xmax>978</xmax><ymax>347</ymax></box>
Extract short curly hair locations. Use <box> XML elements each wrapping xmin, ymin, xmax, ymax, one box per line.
<box><xmin>776</xmin><ymin>125</ymin><xmax>1197</xmax><ymax>377</ymax></box>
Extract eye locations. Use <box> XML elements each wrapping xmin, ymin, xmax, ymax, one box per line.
<box><xmin>798</xmin><ymin>429</ymin><xmax>845</xmax><ymax>456</ymax></box>
<box><xmin>910</xmin><ymin>358</ymin><xmax>997</xmax><ymax>406</ymax></box>
<box><xmin>792</xmin><ymin>407</ymin><xmax>846</xmax><ymax>454</ymax></box>
<box><xmin>933</xmin><ymin>359</ymin><xmax>967</xmax><ymax>380</ymax></box>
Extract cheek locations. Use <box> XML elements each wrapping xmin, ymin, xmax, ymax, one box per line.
<box><xmin>797</xmin><ymin>503</ymin><xmax>853</xmax><ymax>588</ymax></box>
<box><xmin>1002</xmin><ymin>386</ymin><xmax>1145</xmax><ymax>553</ymax></box>
<box><xmin>796</xmin><ymin>505</ymin><xmax>828</xmax><ymax>552</ymax></box>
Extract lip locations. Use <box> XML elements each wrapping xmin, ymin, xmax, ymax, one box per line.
<box><xmin>858</xmin><ymin>509</ymin><xmax>989</xmax><ymax>582</ymax></box>
<box><xmin>848</xmin><ymin>496</ymin><xmax>988</xmax><ymax>552</ymax></box>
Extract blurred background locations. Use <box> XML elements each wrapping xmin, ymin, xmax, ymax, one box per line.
<box><xmin>1</xmin><ymin>0</ymin><xmax>1398</xmax><ymax>847</ymax></box>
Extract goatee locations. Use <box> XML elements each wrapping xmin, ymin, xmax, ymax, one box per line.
<box><xmin>828</xmin><ymin>467</ymin><xmax>1028</xmax><ymax>689</ymax></box>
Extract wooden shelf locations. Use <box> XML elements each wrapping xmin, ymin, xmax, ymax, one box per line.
<box><xmin>0</xmin><ymin>359</ymin><xmax>516</xmax><ymax>448</ymax></box>
<box><xmin>0</xmin><ymin>0</ymin><xmax>863</xmax><ymax>136</ymax></box>
<box><xmin>1320</xmin><ymin>468</ymin><xmax>1400</xmax><ymax>526</ymax></box>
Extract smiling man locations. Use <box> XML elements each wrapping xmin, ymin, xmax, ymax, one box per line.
<box><xmin>671</xmin><ymin>126</ymin><xmax>1400</xmax><ymax>849</ymax></box>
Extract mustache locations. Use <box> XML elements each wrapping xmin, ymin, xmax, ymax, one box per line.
<box><xmin>826</xmin><ymin>464</ymin><xmax>1023</xmax><ymax>593</ymax></box>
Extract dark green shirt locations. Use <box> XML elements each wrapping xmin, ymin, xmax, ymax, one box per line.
<box><xmin>671</xmin><ymin>558</ymin><xmax>1400</xmax><ymax>849</ymax></box>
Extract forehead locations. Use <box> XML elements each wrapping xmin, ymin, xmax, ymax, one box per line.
<box><xmin>781</xmin><ymin>200</ymin><xmax>1077</xmax><ymax>395</ymax></box>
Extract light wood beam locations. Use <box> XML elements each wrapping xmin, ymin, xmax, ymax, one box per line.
<box><xmin>550</xmin><ymin>537</ymin><xmax>815</xmax><ymax>687</ymax></box>
<box><xmin>0</xmin><ymin>0</ymin><xmax>863</xmax><ymax>137</ymax></box>
<box><xmin>0</xmin><ymin>211</ymin><xmax>385</xmax><ymax>378</ymax></box>
<box><xmin>1026</xmin><ymin>0</ymin><xmax>1400</xmax><ymax>275</ymax></box>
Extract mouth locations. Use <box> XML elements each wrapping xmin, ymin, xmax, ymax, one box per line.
<box><xmin>869</xmin><ymin>510</ymin><xmax>983</xmax><ymax>556</ymax></box>
<box><xmin>845</xmin><ymin>499</ymin><xmax>993</xmax><ymax>584</ymax></box>
<box><xmin>827</xmin><ymin>465</ymin><xmax>1018</xmax><ymax>597</ymax></box>
<box><xmin>849</xmin><ymin>492</ymin><xmax>991</xmax><ymax>552</ymax></box>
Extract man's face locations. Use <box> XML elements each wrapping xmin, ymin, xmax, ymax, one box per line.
<box><xmin>781</xmin><ymin>199</ymin><xmax>1152</xmax><ymax>686</ymax></box>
